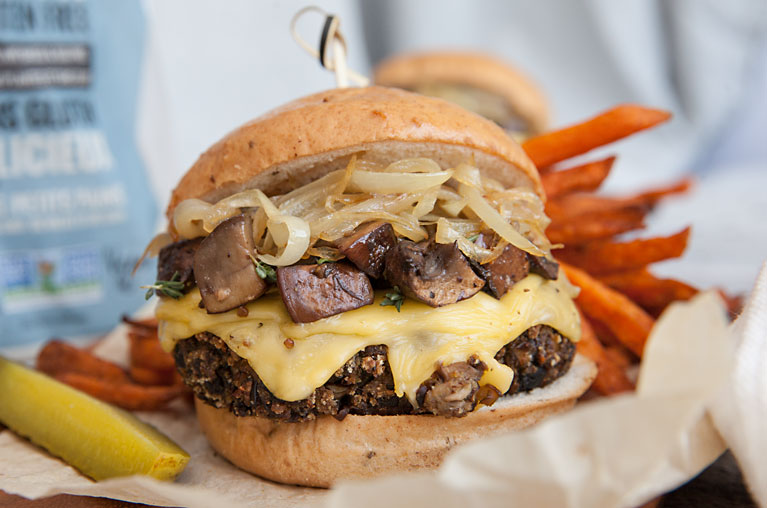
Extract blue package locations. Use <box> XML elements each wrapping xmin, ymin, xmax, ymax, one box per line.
<box><xmin>0</xmin><ymin>0</ymin><xmax>156</xmax><ymax>348</ymax></box>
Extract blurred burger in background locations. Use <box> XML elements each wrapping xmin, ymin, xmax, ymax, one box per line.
<box><xmin>374</xmin><ymin>51</ymin><xmax>549</xmax><ymax>138</ymax></box>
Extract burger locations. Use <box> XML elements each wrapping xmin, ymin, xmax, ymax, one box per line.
<box><xmin>373</xmin><ymin>51</ymin><xmax>549</xmax><ymax>138</ymax></box>
<box><xmin>152</xmin><ymin>86</ymin><xmax>595</xmax><ymax>487</ymax></box>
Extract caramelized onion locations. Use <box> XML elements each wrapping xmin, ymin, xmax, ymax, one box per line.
<box><xmin>382</xmin><ymin>158</ymin><xmax>442</xmax><ymax>173</ymax></box>
<box><xmin>166</xmin><ymin>157</ymin><xmax>552</xmax><ymax>266</ymax></box>
<box><xmin>434</xmin><ymin>218</ymin><xmax>491</xmax><ymax>263</ymax></box>
<box><xmin>251</xmin><ymin>189</ymin><xmax>311</xmax><ymax>266</ymax></box>
<box><xmin>306</xmin><ymin>245</ymin><xmax>344</xmax><ymax>261</ymax></box>
<box><xmin>458</xmin><ymin>182</ymin><xmax>544</xmax><ymax>257</ymax></box>
<box><xmin>132</xmin><ymin>232</ymin><xmax>172</xmax><ymax>275</ymax></box>
<box><xmin>412</xmin><ymin>189</ymin><xmax>439</xmax><ymax>218</ymax></box>
<box><xmin>348</xmin><ymin>170</ymin><xmax>452</xmax><ymax>194</ymax></box>
<box><xmin>437</xmin><ymin>188</ymin><xmax>467</xmax><ymax>217</ymax></box>
<box><xmin>173</xmin><ymin>199</ymin><xmax>211</xmax><ymax>239</ymax></box>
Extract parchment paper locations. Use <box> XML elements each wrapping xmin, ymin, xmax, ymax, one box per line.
<box><xmin>0</xmin><ymin>283</ymin><xmax>760</xmax><ymax>508</ymax></box>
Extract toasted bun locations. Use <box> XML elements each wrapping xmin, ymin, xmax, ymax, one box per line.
<box><xmin>195</xmin><ymin>354</ymin><xmax>596</xmax><ymax>488</ymax></box>
<box><xmin>373</xmin><ymin>52</ymin><xmax>549</xmax><ymax>134</ymax></box>
<box><xmin>167</xmin><ymin>86</ymin><xmax>542</xmax><ymax>222</ymax></box>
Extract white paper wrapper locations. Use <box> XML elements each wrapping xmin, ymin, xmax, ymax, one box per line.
<box><xmin>2</xmin><ymin>272</ymin><xmax>766</xmax><ymax>507</ymax></box>
<box><xmin>710</xmin><ymin>262</ymin><xmax>767</xmax><ymax>506</ymax></box>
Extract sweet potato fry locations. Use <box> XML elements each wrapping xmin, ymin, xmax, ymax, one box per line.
<box><xmin>122</xmin><ymin>328</ymin><xmax>156</xmax><ymax>348</ymax></box>
<box><xmin>628</xmin><ymin>177</ymin><xmax>693</xmax><ymax>207</ymax></box>
<box><xmin>556</xmin><ymin>227</ymin><xmax>690</xmax><ymax>275</ymax></box>
<box><xmin>562</xmin><ymin>263</ymin><xmax>655</xmax><ymax>357</ymax></box>
<box><xmin>37</xmin><ymin>340</ymin><xmax>128</xmax><ymax>383</ymax></box>
<box><xmin>638</xmin><ymin>497</ymin><xmax>663</xmax><ymax>508</ymax></box>
<box><xmin>125</xmin><ymin>322</ymin><xmax>158</xmax><ymax>339</ymax></box>
<box><xmin>575</xmin><ymin>313</ymin><xmax>634</xmax><ymax>395</ymax></box>
<box><xmin>129</xmin><ymin>365</ymin><xmax>180</xmax><ymax>387</ymax></box>
<box><xmin>546</xmin><ymin>208</ymin><xmax>646</xmax><ymax>245</ymax></box>
<box><xmin>604</xmin><ymin>345</ymin><xmax>634</xmax><ymax>370</ymax></box>
<box><xmin>129</xmin><ymin>333</ymin><xmax>176</xmax><ymax>371</ymax></box>
<box><xmin>54</xmin><ymin>372</ymin><xmax>183</xmax><ymax>411</ymax></box>
<box><xmin>598</xmin><ymin>268</ymin><xmax>698</xmax><ymax>317</ymax></box>
<box><xmin>719</xmin><ymin>290</ymin><xmax>744</xmax><ymax>319</ymax></box>
<box><xmin>541</xmin><ymin>156</ymin><xmax>615</xmax><ymax>198</ymax></box>
<box><xmin>522</xmin><ymin>104</ymin><xmax>672</xmax><ymax>169</ymax></box>
<box><xmin>121</xmin><ymin>315</ymin><xmax>158</xmax><ymax>329</ymax></box>
<box><xmin>546</xmin><ymin>177</ymin><xmax>693</xmax><ymax>223</ymax></box>
<box><xmin>588</xmin><ymin>318</ymin><xmax>623</xmax><ymax>348</ymax></box>
<box><xmin>545</xmin><ymin>196</ymin><xmax>647</xmax><ymax>224</ymax></box>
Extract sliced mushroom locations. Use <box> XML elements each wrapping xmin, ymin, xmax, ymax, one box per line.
<box><xmin>193</xmin><ymin>215</ymin><xmax>266</xmax><ymax>314</ymax></box>
<box><xmin>383</xmin><ymin>240</ymin><xmax>485</xmax><ymax>307</ymax></box>
<box><xmin>277</xmin><ymin>263</ymin><xmax>374</xmax><ymax>323</ymax></box>
<box><xmin>417</xmin><ymin>356</ymin><xmax>487</xmax><ymax>417</ymax></box>
<box><xmin>528</xmin><ymin>255</ymin><xmax>559</xmax><ymax>280</ymax></box>
<box><xmin>474</xmin><ymin>243</ymin><xmax>530</xmax><ymax>299</ymax></box>
<box><xmin>335</xmin><ymin>221</ymin><xmax>396</xmax><ymax>278</ymax></box>
<box><xmin>157</xmin><ymin>237</ymin><xmax>202</xmax><ymax>293</ymax></box>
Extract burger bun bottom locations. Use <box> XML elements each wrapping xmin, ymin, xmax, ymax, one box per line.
<box><xmin>195</xmin><ymin>354</ymin><xmax>597</xmax><ymax>488</ymax></box>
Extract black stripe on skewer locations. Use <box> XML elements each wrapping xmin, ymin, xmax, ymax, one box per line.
<box><xmin>318</xmin><ymin>15</ymin><xmax>335</xmax><ymax>68</ymax></box>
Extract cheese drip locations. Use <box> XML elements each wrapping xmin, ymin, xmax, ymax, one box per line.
<box><xmin>157</xmin><ymin>274</ymin><xmax>580</xmax><ymax>405</ymax></box>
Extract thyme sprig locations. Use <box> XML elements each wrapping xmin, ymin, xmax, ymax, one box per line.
<box><xmin>249</xmin><ymin>254</ymin><xmax>277</xmax><ymax>283</ymax></box>
<box><xmin>380</xmin><ymin>286</ymin><xmax>405</xmax><ymax>312</ymax></box>
<box><xmin>141</xmin><ymin>271</ymin><xmax>184</xmax><ymax>300</ymax></box>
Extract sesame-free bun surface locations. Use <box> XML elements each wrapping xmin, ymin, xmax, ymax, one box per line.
<box><xmin>167</xmin><ymin>86</ymin><xmax>542</xmax><ymax>221</ymax></box>
<box><xmin>373</xmin><ymin>52</ymin><xmax>549</xmax><ymax>134</ymax></box>
<box><xmin>195</xmin><ymin>354</ymin><xmax>596</xmax><ymax>488</ymax></box>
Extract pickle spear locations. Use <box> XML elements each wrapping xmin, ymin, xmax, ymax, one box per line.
<box><xmin>0</xmin><ymin>356</ymin><xmax>189</xmax><ymax>481</ymax></box>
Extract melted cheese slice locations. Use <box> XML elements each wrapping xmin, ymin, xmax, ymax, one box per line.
<box><xmin>156</xmin><ymin>274</ymin><xmax>581</xmax><ymax>405</ymax></box>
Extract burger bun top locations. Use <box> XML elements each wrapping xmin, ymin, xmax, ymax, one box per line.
<box><xmin>167</xmin><ymin>86</ymin><xmax>542</xmax><ymax>220</ymax></box>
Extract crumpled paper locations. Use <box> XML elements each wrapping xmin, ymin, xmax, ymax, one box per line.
<box><xmin>710</xmin><ymin>262</ymin><xmax>767</xmax><ymax>505</ymax></box>
<box><xmin>2</xmin><ymin>264</ymin><xmax>767</xmax><ymax>508</ymax></box>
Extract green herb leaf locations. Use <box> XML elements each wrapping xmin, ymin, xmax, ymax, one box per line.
<box><xmin>316</xmin><ymin>258</ymin><xmax>334</xmax><ymax>265</ymax></box>
<box><xmin>380</xmin><ymin>286</ymin><xmax>405</xmax><ymax>312</ymax></box>
<box><xmin>249</xmin><ymin>254</ymin><xmax>277</xmax><ymax>283</ymax></box>
<box><xmin>140</xmin><ymin>271</ymin><xmax>185</xmax><ymax>300</ymax></box>
<box><xmin>467</xmin><ymin>234</ymin><xmax>480</xmax><ymax>243</ymax></box>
